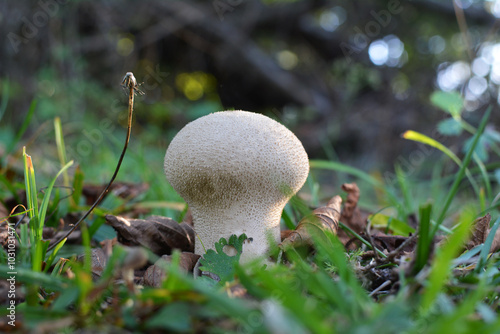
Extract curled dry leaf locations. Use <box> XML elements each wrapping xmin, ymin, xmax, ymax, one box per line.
<box><xmin>144</xmin><ymin>252</ymin><xmax>201</xmax><ymax>287</ymax></box>
<box><xmin>280</xmin><ymin>195</ymin><xmax>341</xmax><ymax>248</ymax></box>
<box><xmin>466</xmin><ymin>213</ymin><xmax>491</xmax><ymax>250</ymax></box>
<box><xmin>465</xmin><ymin>213</ymin><xmax>500</xmax><ymax>252</ymax></box>
<box><xmin>338</xmin><ymin>183</ymin><xmax>366</xmax><ymax>245</ymax></box>
<box><xmin>105</xmin><ymin>215</ymin><xmax>195</xmax><ymax>256</ymax></box>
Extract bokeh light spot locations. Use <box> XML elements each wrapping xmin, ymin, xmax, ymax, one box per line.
<box><xmin>277</xmin><ymin>50</ymin><xmax>299</xmax><ymax>70</ymax></box>
<box><xmin>368</xmin><ymin>40</ymin><xmax>389</xmax><ymax>66</ymax></box>
<box><xmin>319</xmin><ymin>6</ymin><xmax>346</xmax><ymax>32</ymax></box>
<box><xmin>428</xmin><ymin>35</ymin><xmax>446</xmax><ymax>54</ymax></box>
<box><xmin>117</xmin><ymin>37</ymin><xmax>134</xmax><ymax>57</ymax></box>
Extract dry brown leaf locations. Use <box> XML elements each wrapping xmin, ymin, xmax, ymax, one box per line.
<box><xmin>280</xmin><ymin>195</ymin><xmax>341</xmax><ymax>248</ymax></box>
<box><xmin>466</xmin><ymin>213</ymin><xmax>491</xmax><ymax>250</ymax></box>
<box><xmin>338</xmin><ymin>183</ymin><xmax>366</xmax><ymax>246</ymax></box>
<box><xmin>340</xmin><ymin>183</ymin><xmax>360</xmax><ymax>223</ymax></box>
<box><xmin>464</xmin><ymin>213</ymin><xmax>500</xmax><ymax>253</ymax></box>
<box><xmin>105</xmin><ymin>215</ymin><xmax>195</xmax><ymax>256</ymax></box>
<box><xmin>492</xmin><ymin>229</ymin><xmax>500</xmax><ymax>253</ymax></box>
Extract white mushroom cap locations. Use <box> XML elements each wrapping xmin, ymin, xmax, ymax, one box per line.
<box><xmin>164</xmin><ymin>110</ymin><xmax>309</xmax><ymax>261</ymax></box>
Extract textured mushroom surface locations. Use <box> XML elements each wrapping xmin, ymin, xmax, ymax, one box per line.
<box><xmin>164</xmin><ymin>110</ymin><xmax>309</xmax><ymax>261</ymax></box>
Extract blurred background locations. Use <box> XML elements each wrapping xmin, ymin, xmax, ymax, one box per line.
<box><xmin>1</xmin><ymin>0</ymin><xmax>500</xmax><ymax>200</ymax></box>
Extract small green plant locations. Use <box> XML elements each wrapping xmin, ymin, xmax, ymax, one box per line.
<box><xmin>22</xmin><ymin>147</ymin><xmax>73</xmax><ymax>272</ymax></box>
<box><xmin>198</xmin><ymin>234</ymin><xmax>247</xmax><ymax>285</ymax></box>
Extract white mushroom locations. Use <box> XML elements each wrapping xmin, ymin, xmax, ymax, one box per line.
<box><xmin>164</xmin><ymin>110</ymin><xmax>309</xmax><ymax>261</ymax></box>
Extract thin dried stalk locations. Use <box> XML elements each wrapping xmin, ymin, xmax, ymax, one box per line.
<box><xmin>47</xmin><ymin>72</ymin><xmax>141</xmax><ymax>251</ymax></box>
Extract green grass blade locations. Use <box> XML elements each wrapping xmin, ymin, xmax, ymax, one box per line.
<box><xmin>413</xmin><ymin>203</ymin><xmax>432</xmax><ymax>274</ymax></box>
<box><xmin>44</xmin><ymin>238</ymin><xmax>67</xmax><ymax>272</ymax></box>
<box><xmin>37</xmin><ymin>160</ymin><xmax>74</xmax><ymax>238</ymax></box>
<box><xmin>309</xmin><ymin>160</ymin><xmax>382</xmax><ymax>187</ymax></box>
<box><xmin>32</xmin><ymin>239</ymin><xmax>50</xmax><ymax>272</ymax></box>
<box><xmin>71</xmin><ymin>166</ymin><xmax>84</xmax><ymax>207</ymax></box>
<box><xmin>420</xmin><ymin>208</ymin><xmax>475</xmax><ymax>312</ymax></box>
<box><xmin>54</xmin><ymin>117</ymin><xmax>70</xmax><ymax>188</ymax></box>
<box><xmin>432</xmin><ymin>106</ymin><xmax>491</xmax><ymax>236</ymax></box>
<box><xmin>473</xmin><ymin>153</ymin><xmax>491</xmax><ymax>203</ymax></box>
<box><xmin>23</xmin><ymin>147</ymin><xmax>39</xmax><ymax>221</ymax></box>
<box><xmin>281</xmin><ymin>206</ymin><xmax>296</xmax><ymax>230</ymax></box>
<box><xmin>19</xmin><ymin>223</ymin><xmax>30</xmax><ymax>262</ymax></box>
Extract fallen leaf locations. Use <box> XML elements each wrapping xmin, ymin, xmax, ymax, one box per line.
<box><xmin>492</xmin><ymin>230</ymin><xmax>500</xmax><ymax>253</ymax></box>
<box><xmin>105</xmin><ymin>215</ymin><xmax>195</xmax><ymax>256</ymax></box>
<box><xmin>338</xmin><ymin>183</ymin><xmax>366</xmax><ymax>245</ymax></box>
<box><xmin>464</xmin><ymin>213</ymin><xmax>500</xmax><ymax>253</ymax></box>
<box><xmin>281</xmin><ymin>195</ymin><xmax>341</xmax><ymax>248</ymax></box>
<box><xmin>465</xmin><ymin>213</ymin><xmax>491</xmax><ymax>250</ymax></box>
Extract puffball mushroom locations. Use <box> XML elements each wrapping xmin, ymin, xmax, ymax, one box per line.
<box><xmin>164</xmin><ymin>110</ymin><xmax>309</xmax><ymax>261</ymax></box>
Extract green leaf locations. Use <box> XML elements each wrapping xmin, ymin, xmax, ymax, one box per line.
<box><xmin>199</xmin><ymin>234</ymin><xmax>247</xmax><ymax>284</ymax></box>
<box><xmin>369</xmin><ymin>214</ymin><xmax>415</xmax><ymax>236</ymax></box>
<box><xmin>437</xmin><ymin>118</ymin><xmax>463</xmax><ymax>136</ymax></box>
<box><xmin>430</xmin><ymin>91</ymin><xmax>463</xmax><ymax>116</ymax></box>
